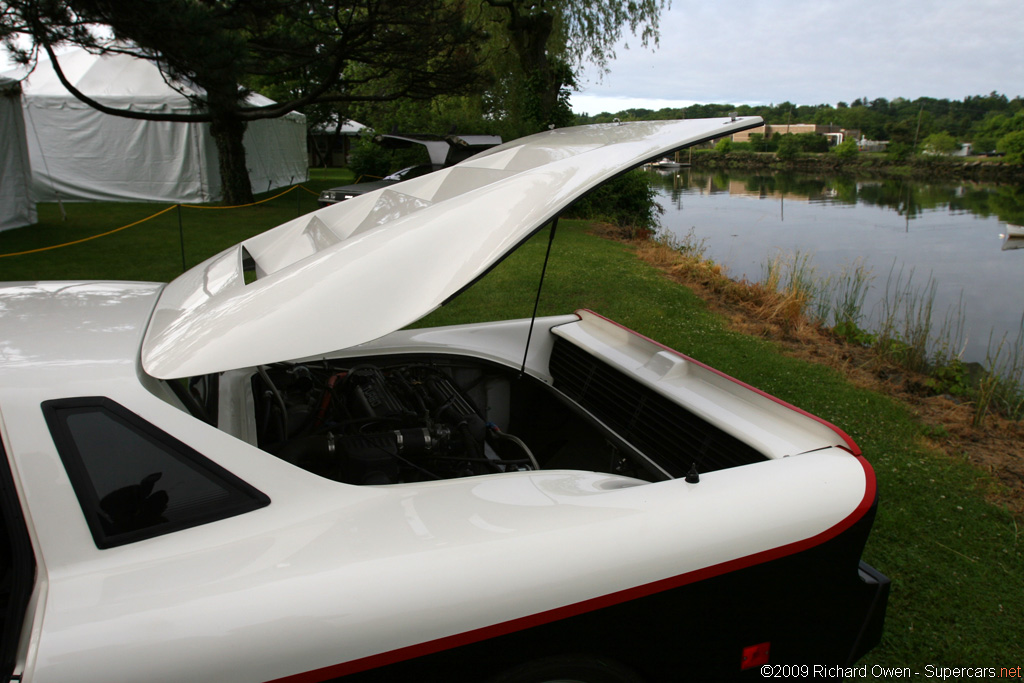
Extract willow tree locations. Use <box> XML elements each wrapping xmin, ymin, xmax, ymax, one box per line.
<box><xmin>2</xmin><ymin>0</ymin><xmax>485</xmax><ymax>204</ymax></box>
<box><xmin>336</xmin><ymin>0</ymin><xmax>669</xmax><ymax>141</ymax></box>
<box><xmin>480</xmin><ymin>0</ymin><xmax>669</xmax><ymax>135</ymax></box>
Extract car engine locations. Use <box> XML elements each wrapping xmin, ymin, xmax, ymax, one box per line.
<box><xmin>252</xmin><ymin>360</ymin><xmax>537</xmax><ymax>485</ymax></box>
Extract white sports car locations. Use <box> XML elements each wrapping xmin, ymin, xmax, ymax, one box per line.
<box><xmin>0</xmin><ymin>118</ymin><xmax>888</xmax><ymax>683</ymax></box>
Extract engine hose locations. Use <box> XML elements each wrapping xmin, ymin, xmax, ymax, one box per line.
<box><xmin>490</xmin><ymin>430</ymin><xmax>540</xmax><ymax>471</ymax></box>
<box><xmin>388</xmin><ymin>450</ymin><xmax>442</xmax><ymax>481</ymax></box>
<box><xmin>258</xmin><ymin>365</ymin><xmax>289</xmax><ymax>442</ymax></box>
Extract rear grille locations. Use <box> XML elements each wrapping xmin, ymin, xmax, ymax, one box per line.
<box><xmin>549</xmin><ymin>337</ymin><xmax>766</xmax><ymax>476</ymax></box>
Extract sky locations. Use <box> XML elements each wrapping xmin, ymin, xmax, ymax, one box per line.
<box><xmin>569</xmin><ymin>0</ymin><xmax>1024</xmax><ymax>115</ymax></box>
<box><xmin>5</xmin><ymin>0</ymin><xmax>1023</xmax><ymax>115</ymax></box>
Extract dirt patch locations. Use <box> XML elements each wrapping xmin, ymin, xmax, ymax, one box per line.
<box><xmin>610</xmin><ymin>229</ymin><xmax>1024</xmax><ymax>517</ymax></box>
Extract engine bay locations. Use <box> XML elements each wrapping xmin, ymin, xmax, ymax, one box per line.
<box><xmin>250</xmin><ymin>355</ymin><xmax>662</xmax><ymax>486</ymax></box>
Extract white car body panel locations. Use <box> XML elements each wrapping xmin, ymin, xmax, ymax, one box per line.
<box><xmin>141</xmin><ymin>118</ymin><xmax>761</xmax><ymax>379</ymax></box>
<box><xmin>552</xmin><ymin>310</ymin><xmax>853</xmax><ymax>459</ymax></box>
<box><xmin>0</xmin><ymin>281</ymin><xmax>871</xmax><ymax>682</ymax></box>
<box><xmin>26</xmin><ymin>456</ymin><xmax>866</xmax><ymax>683</ymax></box>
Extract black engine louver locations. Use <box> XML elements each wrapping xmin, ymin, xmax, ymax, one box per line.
<box><xmin>548</xmin><ymin>337</ymin><xmax>766</xmax><ymax>477</ymax></box>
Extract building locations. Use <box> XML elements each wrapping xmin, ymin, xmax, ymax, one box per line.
<box><xmin>733</xmin><ymin>123</ymin><xmax>861</xmax><ymax>145</ymax></box>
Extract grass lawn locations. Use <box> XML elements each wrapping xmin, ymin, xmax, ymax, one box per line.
<box><xmin>0</xmin><ymin>168</ymin><xmax>354</xmax><ymax>282</ymax></box>
<box><xmin>2</xmin><ymin>181</ymin><xmax>1021</xmax><ymax>670</ymax></box>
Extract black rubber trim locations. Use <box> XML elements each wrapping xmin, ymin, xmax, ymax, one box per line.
<box><xmin>0</xmin><ymin>435</ymin><xmax>36</xmax><ymax>679</ymax></box>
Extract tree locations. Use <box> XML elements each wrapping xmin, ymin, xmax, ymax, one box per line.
<box><xmin>886</xmin><ymin>141</ymin><xmax>912</xmax><ymax>162</ymax></box>
<box><xmin>748</xmin><ymin>132</ymin><xmax>769</xmax><ymax>151</ymax></box>
<box><xmin>831</xmin><ymin>139</ymin><xmax>859</xmax><ymax>160</ymax></box>
<box><xmin>997</xmin><ymin>130</ymin><xmax>1024</xmax><ymax>165</ymax></box>
<box><xmin>346</xmin><ymin>0</ymin><xmax>671</xmax><ymax>143</ymax></box>
<box><xmin>921</xmin><ymin>131</ymin><xmax>958</xmax><ymax>155</ymax></box>
<box><xmin>775</xmin><ymin>134</ymin><xmax>799</xmax><ymax>161</ymax></box>
<box><xmin>884</xmin><ymin>108</ymin><xmax>936</xmax><ymax>156</ymax></box>
<box><xmin>971</xmin><ymin>109</ymin><xmax>1024</xmax><ymax>154</ymax></box>
<box><xmin>3</xmin><ymin>0</ymin><xmax>485</xmax><ymax>204</ymax></box>
<box><xmin>477</xmin><ymin>0</ymin><xmax>667</xmax><ymax>135</ymax></box>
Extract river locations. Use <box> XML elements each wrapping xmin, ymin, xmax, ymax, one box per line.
<box><xmin>650</xmin><ymin>168</ymin><xmax>1024</xmax><ymax>365</ymax></box>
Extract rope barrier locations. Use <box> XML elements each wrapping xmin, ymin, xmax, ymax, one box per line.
<box><xmin>179</xmin><ymin>184</ymin><xmax>305</xmax><ymax>210</ymax></box>
<box><xmin>0</xmin><ymin>184</ymin><xmax>320</xmax><ymax>259</ymax></box>
<box><xmin>0</xmin><ymin>204</ymin><xmax>179</xmax><ymax>259</ymax></box>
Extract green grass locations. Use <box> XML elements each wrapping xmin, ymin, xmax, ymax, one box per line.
<box><xmin>2</xmin><ymin>189</ymin><xmax>1021</xmax><ymax>668</ymax></box>
<box><xmin>0</xmin><ymin>168</ymin><xmax>354</xmax><ymax>282</ymax></box>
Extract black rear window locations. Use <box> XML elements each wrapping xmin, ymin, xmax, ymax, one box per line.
<box><xmin>43</xmin><ymin>397</ymin><xmax>269</xmax><ymax>549</ymax></box>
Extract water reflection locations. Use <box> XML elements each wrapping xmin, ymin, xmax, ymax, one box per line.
<box><xmin>652</xmin><ymin>169</ymin><xmax>1024</xmax><ymax>225</ymax></box>
<box><xmin>650</xmin><ymin>168</ymin><xmax>1024</xmax><ymax>364</ymax></box>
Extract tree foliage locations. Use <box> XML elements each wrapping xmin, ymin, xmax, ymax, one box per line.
<box><xmin>576</xmin><ymin>92</ymin><xmax>1024</xmax><ymax>150</ymax></box>
<box><xmin>997</xmin><ymin>130</ymin><xmax>1024</xmax><ymax>165</ymax></box>
<box><xmin>831</xmin><ymin>139</ymin><xmax>859</xmax><ymax>159</ymax></box>
<box><xmin>774</xmin><ymin>133</ymin><xmax>828</xmax><ymax>158</ymax></box>
<box><xmin>2</xmin><ymin>0</ymin><xmax>486</xmax><ymax>203</ymax></box>
<box><xmin>347</xmin><ymin>0</ymin><xmax>668</xmax><ymax>142</ymax></box>
<box><xmin>922</xmin><ymin>131</ymin><xmax>958</xmax><ymax>155</ymax></box>
<box><xmin>565</xmin><ymin>169</ymin><xmax>662</xmax><ymax>234</ymax></box>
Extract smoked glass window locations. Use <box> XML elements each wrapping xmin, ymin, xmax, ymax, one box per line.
<box><xmin>43</xmin><ymin>397</ymin><xmax>269</xmax><ymax>548</ymax></box>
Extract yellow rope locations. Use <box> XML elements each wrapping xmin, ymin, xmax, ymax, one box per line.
<box><xmin>180</xmin><ymin>184</ymin><xmax>303</xmax><ymax>210</ymax></box>
<box><xmin>0</xmin><ymin>204</ymin><xmax>179</xmax><ymax>259</ymax></box>
<box><xmin>0</xmin><ymin>184</ymin><xmax>320</xmax><ymax>258</ymax></box>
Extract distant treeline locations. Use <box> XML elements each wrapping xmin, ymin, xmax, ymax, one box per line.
<box><xmin>574</xmin><ymin>93</ymin><xmax>1024</xmax><ymax>153</ymax></box>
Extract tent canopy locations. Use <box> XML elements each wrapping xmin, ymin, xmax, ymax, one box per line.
<box><xmin>5</xmin><ymin>48</ymin><xmax>307</xmax><ymax>203</ymax></box>
<box><xmin>0</xmin><ymin>76</ymin><xmax>37</xmax><ymax>231</ymax></box>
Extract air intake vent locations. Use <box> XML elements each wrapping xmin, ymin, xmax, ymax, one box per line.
<box><xmin>549</xmin><ymin>337</ymin><xmax>766</xmax><ymax>477</ymax></box>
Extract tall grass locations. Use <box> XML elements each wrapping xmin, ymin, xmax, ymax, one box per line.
<box><xmin>751</xmin><ymin>248</ymin><xmax>1022</xmax><ymax>423</ymax></box>
<box><xmin>827</xmin><ymin>258</ymin><xmax>874</xmax><ymax>331</ymax></box>
<box><xmin>760</xmin><ymin>250</ymin><xmax>820</xmax><ymax>330</ymax></box>
<box><xmin>976</xmin><ymin>316</ymin><xmax>1024</xmax><ymax>425</ymax></box>
<box><xmin>871</xmin><ymin>263</ymin><xmax>964</xmax><ymax>374</ymax></box>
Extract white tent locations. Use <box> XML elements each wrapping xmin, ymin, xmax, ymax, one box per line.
<box><xmin>309</xmin><ymin>114</ymin><xmax>367</xmax><ymax>167</ymax></box>
<box><xmin>5</xmin><ymin>49</ymin><xmax>307</xmax><ymax>203</ymax></box>
<box><xmin>0</xmin><ymin>76</ymin><xmax>37</xmax><ymax>231</ymax></box>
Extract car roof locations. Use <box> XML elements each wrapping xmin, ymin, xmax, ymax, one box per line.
<box><xmin>0</xmin><ymin>282</ymin><xmax>163</xmax><ymax>387</ymax></box>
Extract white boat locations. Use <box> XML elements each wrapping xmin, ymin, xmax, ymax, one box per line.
<box><xmin>1002</xmin><ymin>224</ymin><xmax>1024</xmax><ymax>250</ymax></box>
<box><xmin>650</xmin><ymin>157</ymin><xmax>682</xmax><ymax>168</ymax></box>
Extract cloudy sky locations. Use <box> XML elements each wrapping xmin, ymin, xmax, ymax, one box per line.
<box><xmin>570</xmin><ymin>0</ymin><xmax>1024</xmax><ymax>114</ymax></box>
<box><xmin>5</xmin><ymin>0</ymin><xmax>1021</xmax><ymax>114</ymax></box>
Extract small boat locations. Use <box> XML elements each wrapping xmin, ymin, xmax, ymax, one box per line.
<box><xmin>650</xmin><ymin>157</ymin><xmax>681</xmax><ymax>169</ymax></box>
<box><xmin>1002</xmin><ymin>224</ymin><xmax>1024</xmax><ymax>250</ymax></box>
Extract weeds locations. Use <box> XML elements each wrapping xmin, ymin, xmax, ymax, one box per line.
<box><xmin>671</xmin><ymin>240</ymin><xmax>1024</xmax><ymax>425</ymax></box>
<box><xmin>975</xmin><ymin>316</ymin><xmax>1024</xmax><ymax>425</ymax></box>
<box><xmin>777</xmin><ymin>254</ymin><xmax>1022</xmax><ymax>424</ymax></box>
<box><xmin>760</xmin><ymin>250</ymin><xmax>820</xmax><ymax>330</ymax></box>
<box><xmin>873</xmin><ymin>263</ymin><xmax>941</xmax><ymax>373</ymax></box>
<box><xmin>642</xmin><ymin>233</ymin><xmax>1024</xmax><ymax>424</ymax></box>
<box><xmin>826</xmin><ymin>258</ymin><xmax>873</xmax><ymax>331</ymax></box>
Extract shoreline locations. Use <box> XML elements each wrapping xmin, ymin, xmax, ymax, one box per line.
<box><xmin>593</xmin><ymin>224</ymin><xmax>1024</xmax><ymax>517</ymax></box>
<box><xmin>688</xmin><ymin>150</ymin><xmax>1024</xmax><ymax>183</ymax></box>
